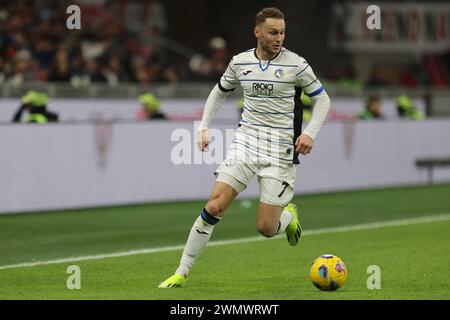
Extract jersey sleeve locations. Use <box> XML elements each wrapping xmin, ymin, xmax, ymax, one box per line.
<box><xmin>218</xmin><ymin>58</ymin><xmax>240</xmax><ymax>92</ymax></box>
<box><xmin>295</xmin><ymin>59</ymin><xmax>324</xmax><ymax>98</ymax></box>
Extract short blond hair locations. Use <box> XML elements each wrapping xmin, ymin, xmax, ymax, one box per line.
<box><xmin>255</xmin><ymin>7</ymin><xmax>285</xmax><ymax>26</ymax></box>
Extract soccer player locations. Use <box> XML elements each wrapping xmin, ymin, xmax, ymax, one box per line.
<box><xmin>159</xmin><ymin>7</ymin><xmax>330</xmax><ymax>288</ymax></box>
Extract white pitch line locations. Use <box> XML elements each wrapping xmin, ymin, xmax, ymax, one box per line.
<box><xmin>1</xmin><ymin>213</ymin><xmax>449</xmax><ymax>271</ymax></box>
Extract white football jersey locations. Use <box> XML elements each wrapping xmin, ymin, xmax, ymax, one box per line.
<box><xmin>218</xmin><ymin>47</ymin><xmax>324</xmax><ymax>165</ymax></box>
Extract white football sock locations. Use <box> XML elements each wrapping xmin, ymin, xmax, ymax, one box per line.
<box><xmin>275</xmin><ymin>210</ymin><xmax>293</xmax><ymax>235</ymax></box>
<box><xmin>175</xmin><ymin>214</ymin><xmax>217</xmax><ymax>277</ymax></box>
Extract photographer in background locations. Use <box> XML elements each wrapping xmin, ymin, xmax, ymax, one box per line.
<box><xmin>397</xmin><ymin>95</ymin><xmax>424</xmax><ymax>120</ymax></box>
<box><xmin>136</xmin><ymin>93</ymin><xmax>167</xmax><ymax>120</ymax></box>
<box><xmin>12</xmin><ymin>91</ymin><xmax>59</xmax><ymax>124</ymax></box>
<box><xmin>359</xmin><ymin>95</ymin><xmax>384</xmax><ymax>120</ymax></box>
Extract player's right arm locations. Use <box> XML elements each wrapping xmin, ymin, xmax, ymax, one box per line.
<box><xmin>197</xmin><ymin>58</ymin><xmax>240</xmax><ymax>151</ymax></box>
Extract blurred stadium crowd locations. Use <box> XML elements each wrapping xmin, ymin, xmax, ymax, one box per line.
<box><xmin>0</xmin><ymin>0</ymin><xmax>230</xmax><ymax>87</ymax></box>
<box><xmin>1</xmin><ymin>0</ymin><xmax>448</xmax><ymax>89</ymax></box>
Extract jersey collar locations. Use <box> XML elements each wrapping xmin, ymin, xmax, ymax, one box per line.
<box><xmin>254</xmin><ymin>48</ymin><xmax>283</xmax><ymax>71</ymax></box>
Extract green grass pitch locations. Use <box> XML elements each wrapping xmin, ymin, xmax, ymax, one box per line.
<box><xmin>1</xmin><ymin>184</ymin><xmax>450</xmax><ymax>299</ymax></box>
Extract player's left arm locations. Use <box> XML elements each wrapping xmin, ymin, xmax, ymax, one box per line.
<box><xmin>294</xmin><ymin>60</ymin><xmax>331</xmax><ymax>155</ymax></box>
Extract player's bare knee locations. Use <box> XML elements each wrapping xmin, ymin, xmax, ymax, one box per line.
<box><xmin>205</xmin><ymin>198</ymin><xmax>224</xmax><ymax>217</ymax></box>
<box><xmin>256</xmin><ymin>222</ymin><xmax>276</xmax><ymax>238</ymax></box>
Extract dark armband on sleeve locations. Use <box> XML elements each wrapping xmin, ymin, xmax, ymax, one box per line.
<box><xmin>218</xmin><ymin>82</ymin><xmax>235</xmax><ymax>93</ymax></box>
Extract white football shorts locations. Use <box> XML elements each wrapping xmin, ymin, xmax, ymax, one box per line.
<box><xmin>214</xmin><ymin>146</ymin><xmax>296</xmax><ymax>207</ymax></box>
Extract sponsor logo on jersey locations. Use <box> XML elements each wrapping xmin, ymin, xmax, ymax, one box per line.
<box><xmin>252</xmin><ymin>82</ymin><xmax>273</xmax><ymax>96</ymax></box>
<box><xmin>243</xmin><ymin>70</ymin><xmax>253</xmax><ymax>76</ymax></box>
<box><xmin>274</xmin><ymin>69</ymin><xmax>283</xmax><ymax>78</ymax></box>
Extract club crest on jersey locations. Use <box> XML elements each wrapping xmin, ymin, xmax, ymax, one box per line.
<box><xmin>274</xmin><ymin>69</ymin><xmax>283</xmax><ymax>78</ymax></box>
<box><xmin>252</xmin><ymin>82</ymin><xmax>273</xmax><ymax>96</ymax></box>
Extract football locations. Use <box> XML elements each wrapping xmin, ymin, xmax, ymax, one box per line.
<box><xmin>310</xmin><ymin>254</ymin><xmax>347</xmax><ymax>291</ymax></box>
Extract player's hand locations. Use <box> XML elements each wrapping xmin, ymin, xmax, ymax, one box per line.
<box><xmin>197</xmin><ymin>129</ymin><xmax>210</xmax><ymax>152</ymax></box>
<box><xmin>295</xmin><ymin>133</ymin><xmax>314</xmax><ymax>155</ymax></box>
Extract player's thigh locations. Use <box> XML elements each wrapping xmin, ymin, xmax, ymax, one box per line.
<box><xmin>205</xmin><ymin>179</ymin><xmax>239</xmax><ymax>218</ymax></box>
<box><xmin>259</xmin><ymin>175</ymin><xmax>294</xmax><ymax>209</ymax></box>
<box><xmin>209</xmin><ymin>159</ymin><xmax>255</xmax><ymax>217</ymax></box>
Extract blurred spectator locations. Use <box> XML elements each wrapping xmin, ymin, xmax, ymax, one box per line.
<box><xmin>83</xmin><ymin>59</ymin><xmax>107</xmax><ymax>83</ymax></box>
<box><xmin>12</xmin><ymin>90</ymin><xmax>59</xmax><ymax>124</ymax></box>
<box><xmin>396</xmin><ymin>95</ymin><xmax>424</xmax><ymax>120</ymax></box>
<box><xmin>136</xmin><ymin>93</ymin><xmax>166</xmax><ymax>120</ymax></box>
<box><xmin>159</xmin><ymin>65</ymin><xmax>180</xmax><ymax>83</ymax></box>
<box><xmin>189</xmin><ymin>36</ymin><xmax>229</xmax><ymax>81</ymax></box>
<box><xmin>102</xmin><ymin>55</ymin><xmax>127</xmax><ymax>86</ymax></box>
<box><xmin>208</xmin><ymin>36</ymin><xmax>229</xmax><ymax>79</ymax></box>
<box><xmin>359</xmin><ymin>95</ymin><xmax>384</xmax><ymax>120</ymax></box>
<box><xmin>9</xmin><ymin>49</ymin><xmax>35</xmax><ymax>85</ymax></box>
<box><xmin>399</xmin><ymin>66</ymin><xmax>420</xmax><ymax>88</ymax></box>
<box><xmin>48</xmin><ymin>45</ymin><xmax>71</xmax><ymax>82</ymax></box>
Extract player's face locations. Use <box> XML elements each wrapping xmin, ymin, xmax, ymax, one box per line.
<box><xmin>255</xmin><ymin>18</ymin><xmax>285</xmax><ymax>57</ymax></box>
